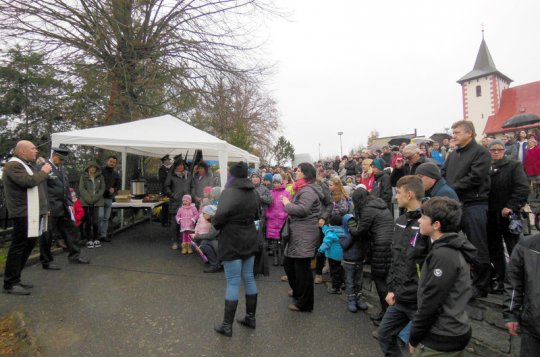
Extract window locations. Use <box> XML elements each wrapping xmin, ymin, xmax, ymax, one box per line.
<box><xmin>476</xmin><ymin>85</ymin><xmax>482</xmax><ymax>97</ymax></box>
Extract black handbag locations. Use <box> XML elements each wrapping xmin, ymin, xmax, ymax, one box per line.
<box><xmin>280</xmin><ymin>218</ymin><xmax>291</xmax><ymax>246</ymax></box>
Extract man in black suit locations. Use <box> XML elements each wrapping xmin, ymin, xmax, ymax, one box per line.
<box><xmin>41</xmin><ymin>147</ymin><xmax>89</xmax><ymax>269</ymax></box>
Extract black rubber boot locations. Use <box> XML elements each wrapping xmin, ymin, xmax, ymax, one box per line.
<box><xmin>237</xmin><ymin>294</ymin><xmax>257</xmax><ymax>329</ymax></box>
<box><xmin>215</xmin><ymin>300</ymin><xmax>238</xmax><ymax>337</ymax></box>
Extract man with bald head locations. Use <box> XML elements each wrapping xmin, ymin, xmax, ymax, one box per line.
<box><xmin>3</xmin><ymin>140</ymin><xmax>52</xmax><ymax>295</ymax></box>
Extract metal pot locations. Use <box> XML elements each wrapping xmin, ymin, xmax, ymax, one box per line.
<box><xmin>130</xmin><ymin>179</ymin><xmax>146</xmax><ymax>196</ymax></box>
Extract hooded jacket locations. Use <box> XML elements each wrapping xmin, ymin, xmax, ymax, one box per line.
<box><xmin>284</xmin><ymin>183</ymin><xmax>324</xmax><ymax>258</ymax></box>
<box><xmin>320</xmin><ymin>225</ymin><xmax>344</xmax><ymax>261</ymax></box>
<box><xmin>503</xmin><ymin>233</ymin><xmax>540</xmax><ymax>339</ymax></box>
<box><xmin>386</xmin><ymin>209</ymin><xmax>430</xmax><ymax>304</ymax></box>
<box><xmin>79</xmin><ymin>162</ymin><xmax>106</xmax><ymax>207</ymax></box>
<box><xmin>265</xmin><ymin>184</ymin><xmax>291</xmax><ymax>239</ymax></box>
<box><xmin>409</xmin><ymin>233</ymin><xmax>476</xmax><ymax>352</ymax></box>
<box><xmin>348</xmin><ymin>197</ymin><xmax>394</xmax><ymax>277</ymax></box>
<box><xmin>441</xmin><ymin>140</ymin><xmax>491</xmax><ymax>206</ymax></box>
<box><xmin>340</xmin><ymin>214</ymin><xmax>363</xmax><ymax>262</ymax></box>
<box><xmin>213</xmin><ymin>178</ymin><xmax>259</xmax><ymax>261</ymax></box>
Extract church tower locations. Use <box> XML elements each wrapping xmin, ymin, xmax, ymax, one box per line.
<box><xmin>457</xmin><ymin>33</ymin><xmax>512</xmax><ymax>134</ymax></box>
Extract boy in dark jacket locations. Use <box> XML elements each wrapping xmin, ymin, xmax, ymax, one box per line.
<box><xmin>378</xmin><ymin>176</ymin><xmax>430</xmax><ymax>357</ymax></box>
<box><xmin>409</xmin><ymin>197</ymin><xmax>476</xmax><ymax>356</ymax></box>
<box><xmin>503</xmin><ymin>233</ymin><xmax>540</xmax><ymax>357</ymax></box>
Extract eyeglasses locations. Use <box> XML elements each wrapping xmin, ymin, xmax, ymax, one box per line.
<box><xmin>489</xmin><ymin>148</ymin><xmax>505</xmax><ymax>153</ymax></box>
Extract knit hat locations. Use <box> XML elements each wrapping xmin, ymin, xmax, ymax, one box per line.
<box><xmin>182</xmin><ymin>194</ymin><xmax>192</xmax><ymax>203</ymax></box>
<box><xmin>355</xmin><ymin>183</ymin><xmax>367</xmax><ymax>191</ymax></box>
<box><xmin>272</xmin><ymin>173</ymin><xmax>283</xmax><ymax>183</ymax></box>
<box><xmin>488</xmin><ymin>139</ymin><xmax>505</xmax><ymax>149</ymax></box>
<box><xmin>230</xmin><ymin>161</ymin><xmax>248</xmax><ymax>178</ymax></box>
<box><xmin>416</xmin><ymin>163</ymin><xmax>441</xmax><ymax>180</ymax></box>
<box><xmin>263</xmin><ymin>173</ymin><xmax>273</xmax><ymax>182</ymax></box>
<box><xmin>251</xmin><ymin>169</ymin><xmax>262</xmax><ymax>178</ymax></box>
<box><xmin>202</xmin><ymin>205</ymin><xmax>217</xmax><ymax>217</ymax></box>
<box><xmin>203</xmin><ymin>186</ymin><xmax>213</xmax><ymax>194</ymax></box>
<box><xmin>372</xmin><ymin>157</ymin><xmax>386</xmax><ymax>171</ymax></box>
<box><xmin>211</xmin><ymin>186</ymin><xmax>222</xmax><ymax>200</ymax></box>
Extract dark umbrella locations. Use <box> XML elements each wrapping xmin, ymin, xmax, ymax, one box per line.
<box><xmin>502</xmin><ymin>113</ymin><xmax>540</xmax><ymax>129</ymax></box>
<box><xmin>388</xmin><ymin>137</ymin><xmax>411</xmax><ymax>146</ymax></box>
<box><xmin>430</xmin><ymin>133</ymin><xmax>452</xmax><ymax>143</ymax></box>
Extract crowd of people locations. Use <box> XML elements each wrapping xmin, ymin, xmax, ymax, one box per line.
<box><xmin>3</xmin><ymin>119</ymin><xmax>540</xmax><ymax>356</ymax></box>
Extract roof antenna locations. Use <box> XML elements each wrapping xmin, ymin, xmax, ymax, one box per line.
<box><xmin>481</xmin><ymin>24</ymin><xmax>485</xmax><ymax>39</ymax></box>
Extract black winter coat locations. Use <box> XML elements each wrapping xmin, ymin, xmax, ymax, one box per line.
<box><xmin>489</xmin><ymin>157</ymin><xmax>529</xmax><ymax>213</ymax></box>
<box><xmin>101</xmin><ymin>166</ymin><xmax>121</xmax><ymax>199</ymax></box>
<box><xmin>386</xmin><ymin>209</ymin><xmax>430</xmax><ymax>304</ymax></box>
<box><xmin>441</xmin><ymin>140</ymin><xmax>491</xmax><ymax>206</ymax></box>
<box><xmin>371</xmin><ymin>171</ymin><xmax>393</xmax><ymax>212</ymax></box>
<box><xmin>214</xmin><ymin>178</ymin><xmax>259</xmax><ymax>261</ymax></box>
<box><xmin>46</xmin><ymin>160</ymin><xmax>73</xmax><ymax>217</ymax></box>
<box><xmin>390</xmin><ymin>156</ymin><xmax>435</xmax><ymax>187</ymax></box>
<box><xmin>503</xmin><ymin>234</ymin><xmax>540</xmax><ymax>339</ymax></box>
<box><xmin>349</xmin><ymin>197</ymin><xmax>394</xmax><ymax>277</ymax></box>
<box><xmin>164</xmin><ymin>171</ymin><xmax>194</xmax><ymax>213</ymax></box>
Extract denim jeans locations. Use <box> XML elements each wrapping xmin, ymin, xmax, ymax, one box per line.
<box><xmin>100</xmin><ymin>198</ymin><xmax>113</xmax><ymax>238</ymax></box>
<box><xmin>342</xmin><ymin>260</ymin><xmax>362</xmax><ymax>297</ymax></box>
<box><xmin>222</xmin><ymin>256</ymin><xmax>257</xmax><ymax>301</ymax></box>
<box><xmin>378</xmin><ymin>302</ymin><xmax>417</xmax><ymax>357</ymax></box>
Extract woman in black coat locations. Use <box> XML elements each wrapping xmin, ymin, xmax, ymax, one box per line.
<box><xmin>349</xmin><ymin>187</ymin><xmax>394</xmax><ymax>325</ymax></box>
<box><xmin>212</xmin><ymin>162</ymin><xmax>259</xmax><ymax>337</ymax></box>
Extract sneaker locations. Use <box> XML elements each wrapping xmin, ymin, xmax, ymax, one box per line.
<box><xmin>314</xmin><ymin>275</ymin><xmax>323</xmax><ymax>284</ymax></box>
<box><xmin>87</xmin><ymin>241</ymin><xmax>95</xmax><ymax>249</ymax></box>
<box><xmin>93</xmin><ymin>240</ymin><xmax>101</xmax><ymax>248</ymax></box>
<box><xmin>357</xmin><ymin>300</ymin><xmax>368</xmax><ymax>311</ymax></box>
<box><xmin>171</xmin><ymin>243</ymin><xmax>179</xmax><ymax>250</ymax></box>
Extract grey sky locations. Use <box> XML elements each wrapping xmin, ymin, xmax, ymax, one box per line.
<box><xmin>263</xmin><ymin>0</ymin><xmax>540</xmax><ymax>160</ymax></box>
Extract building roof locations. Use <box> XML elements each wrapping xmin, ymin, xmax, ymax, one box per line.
<box><xmin>484</xmin><ymin>81</ymin><xmax>540</xmax><ymax>134</ymax></box>
<box><xmin>457</xmin><ymin>38</ymin><xmax>512</xmax><ymax>84</ymax></box>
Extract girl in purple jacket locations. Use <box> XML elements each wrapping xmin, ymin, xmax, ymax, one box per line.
<box><xmin>266</xmin><ymin>174</ymin><xmax>292</xmax><ymax>266</ymax></box>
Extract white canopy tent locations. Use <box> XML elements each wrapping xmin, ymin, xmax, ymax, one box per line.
<box><xmin>51</xmin><ymin>114</ymin><xmax>259</xmax><ymax>188</ymax></box>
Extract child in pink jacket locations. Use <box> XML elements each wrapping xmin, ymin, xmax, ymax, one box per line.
<box><xmin>176</xmin><ymin>194</ymin><xmax>199</xmax><ymax>254</ymax></box>
<box><xmin>265</xmin><ymin>174</ymin><xmax>291</xmax><ymax>266</ymax></box>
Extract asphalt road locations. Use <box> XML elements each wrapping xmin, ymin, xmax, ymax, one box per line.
<box><xmin>1</xmin><ymin>221</ymin><xmax>383</xmax><ymax>357</ymax></box>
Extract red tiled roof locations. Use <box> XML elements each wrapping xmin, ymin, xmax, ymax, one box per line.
<box><xmin>484</xmin><ymin>81</ymin><xmax>540</xmax><ymax>134</ymax></box>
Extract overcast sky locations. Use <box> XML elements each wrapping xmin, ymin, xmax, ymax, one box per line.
<box><xmin>261</xmin><ymin>0</ymin><xmax>540</xmax><ymax>160</ymax></box>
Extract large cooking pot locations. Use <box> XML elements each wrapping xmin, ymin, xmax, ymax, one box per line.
<box><xmin>130</xmin><ymin>179</ymin><xmax>146</xmax><ymax>196</ymax></box>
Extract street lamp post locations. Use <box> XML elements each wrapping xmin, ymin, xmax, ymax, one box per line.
<box><xmin>337</xmin><ymin>132</ymin><xmax>343</xmax><ymax>157</ymax></box>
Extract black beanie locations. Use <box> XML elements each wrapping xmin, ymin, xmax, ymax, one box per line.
<box><xmin>416</xmin><ymin>163</ymin><xmax>441</xmax><ymax>180</ymax></box>
<box><xmin>230</xmin><ymin>161</ymin><xmax>248</xmax><ymax>178</ymax></box>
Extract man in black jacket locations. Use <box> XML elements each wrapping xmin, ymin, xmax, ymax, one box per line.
<box><xmin>378</xmin><ymin>176</ymin><xmax>430</xmax><ymax>357</ymax></box>
<box><xmin>503</xmin><ymin>233</ymin><xmax>540</xmax><ymax>356</ymax></box>
<box><xmin>441</xmin><ymin>120</ymin><xmax>491</xmax><ymax>298</ymax></box>
<box><xmin>100</xmin><ymin>156</ymin><xmax>121</xmax><ymax>242</ymax></box>
<box><xmin>409</xmin><ymin>197</ymin><xmax>476</xmax><ymax>355</ymax></box>
<box><xmin>158</xmin><ymin>155</ymin><xmax>173</xmax><ymax>226</ymax></box>
<box><xmin>390</xmin><ymin>144</ymin><xmax>434</xmax><ymax>187</ymax></box>
<box><xmin>41</xmin><ymin>148</ymin><xmax>89</xmax><ymax>269</ymax></box>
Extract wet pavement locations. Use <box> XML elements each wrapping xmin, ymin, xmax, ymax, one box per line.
<box><xmin>1</xmin><ymin>221</ymin><xmax>382</xmax><ymax>356</ymax></box>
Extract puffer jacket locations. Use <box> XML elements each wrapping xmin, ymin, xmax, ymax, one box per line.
<box><xmin>503</xmin><ymin>233</ymin><xmax>540</xmax><ymax>339</ymax></box>
<box><xmin>284</xmin><ymin>183</ymin><xmax>324</xmax><ymax>258</ymax></box>
<box><xmin>320</xmin><ymin>225</ymin><xmax>344</xmax><ymax>261</ymax></box>
<box><xmin>441</xmin><ymin>139</ymin><xmax>491</xmax><ymax>206</ymax></box>
<box><xmin>348</xmin><ymin>197</ymin><xmax>394</xmax><ymax>277</ymax></box>
<box><xmin>489</xmin><ymin>157</ymin><xmax>529</xmax><ymax>213</ymax></box>
<box><xmin>409</xmin><ymin>233</ymin><xmax>476</xmax><ymax>352</ymax></box>
<box><xmin>213</xmin><ymin>178</ymin><xmax>259</xmax><ymax>261</ymax></box>
<box><xmin>386</xmin><ymin>209</ymin><xmax>430</xmax><ymax>303</ymax></box>
<box><xmin>265</xmin><ymin>185</ymin><xmax>291</xmax><ymax>239</ymax></box>
<box><xmin>341</xmin><ymin>214</ymin><xmax>362</xmax><ymax>262</ymax></box>
<box><xmin>79</xmin><ymin>162</ymin><xmax>106</xmax><ymax>207</ymax></box>
<box><xmin>175</xmin><ymin>204</ymin><xmax>199</xmax><ymax>231</ymax></box>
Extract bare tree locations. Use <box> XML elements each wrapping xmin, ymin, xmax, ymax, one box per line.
<box><xmin>0</xmin><ymin>0</ymin><xmax>274</xmax><ymax>124</ymax></box>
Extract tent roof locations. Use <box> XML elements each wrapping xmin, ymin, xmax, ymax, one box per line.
<box><xmin>51</xmin><ymin>114</ymin><xmax>259</xmax><ymax>163</ymax></box>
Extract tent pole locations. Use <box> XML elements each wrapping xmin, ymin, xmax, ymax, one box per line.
<box><xmin>218</xmin><ymin>150</ymin><xmax>227</xmax><ymax>189</ymax></box>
